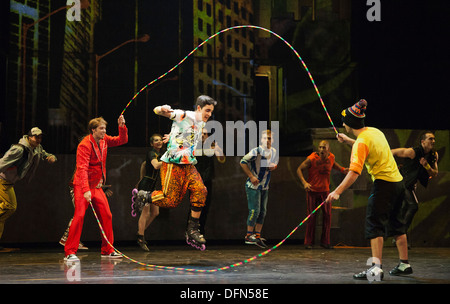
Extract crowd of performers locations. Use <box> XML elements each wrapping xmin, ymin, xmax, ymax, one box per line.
<box><xmin>0</xmin><ymin>96</ymin><xmax>438</xmax><ymax>280</ymax></box>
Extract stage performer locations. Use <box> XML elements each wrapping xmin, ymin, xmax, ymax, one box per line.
<box><xmin>391</xmin><ymin>131</ymin><xmax>438</xmax><ymax>249</ymax></box>
<box><xmin>133</xmin><ymin>133</ymin><xmax>165</xmax><ymax>251</ymax></box>
<box><xmin>0</xmin><ymin>127</ymin><xmax>56</xmax><ymax>249</ymax></box>
<box><xmin>297</xmin><ymin>140</ymin><xmax>347</xmax><ymax>249</ymax></box>
<box><xmin>133</xmin><ymin>95</ymin><xmax>216</xmax><ymax>250</ymax></box>
<box><xmin>64</xmin><ymin>115</ymin><xmax>128</xmax><ymax>262</ymax></box>
<box><xmin>240</xmin><ymin>130</ymin><xmax>278</xmax><ymax>248</ymax></box>
<box><xmin>326</xmin><ymin>99</ymin><xmax>411</xmax><ymax>280</ymax></box>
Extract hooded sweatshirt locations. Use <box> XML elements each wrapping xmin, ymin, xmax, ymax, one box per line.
<box><xmin>0</xmin><ymin>136</ymin><xmax>57</xmax><ymax>184</ymax></box>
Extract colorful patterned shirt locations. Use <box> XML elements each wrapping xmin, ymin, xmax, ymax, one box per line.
<box><xmin>161</xmin><ymin>110</ymin><xmax>205</xmax><ymax>165</ymax></box>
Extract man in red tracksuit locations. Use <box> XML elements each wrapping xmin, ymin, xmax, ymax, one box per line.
<box><xmin>64</xmin><ymin>115</ymin><xmax>128</xmax><ymax>261</ymax></box>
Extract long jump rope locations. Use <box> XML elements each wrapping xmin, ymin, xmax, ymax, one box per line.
<box><xmin>90</xmin><ymin>25</ymin><xmax>339</xmax><ymax>273</ymax></box>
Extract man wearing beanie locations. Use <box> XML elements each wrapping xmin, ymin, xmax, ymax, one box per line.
<box><xmin>326</xmin><ymin>99</ymin><xmax>411</xmax><ymax>281</ymax></box>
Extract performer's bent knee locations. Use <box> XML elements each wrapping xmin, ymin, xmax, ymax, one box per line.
<box><xmin>190</xmin><ymin>186</ymin><xmax>207</xmax><ymax>207</ymax></box>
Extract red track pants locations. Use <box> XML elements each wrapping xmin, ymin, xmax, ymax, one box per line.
<box><xmin>304</xmin><ymin>191</ymin><xmax>331</xmax><ymax>246</ymax></box>
<box><xmin>64</xmin><ymin>187</ymin><xmax>114</xmax><ymax>256</ymax></box>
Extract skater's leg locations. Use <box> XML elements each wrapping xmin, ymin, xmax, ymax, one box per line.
<box><xmin>184</xmin><ymin>164</ymin><xmax>207</xmax><ymax>247</ymax></box>
<box><xmin>186</xmin><ymin>210</ymin><xmax>206</xmax><ymax>250</ymax></box>
<box><xmin>187</xmin><ymin>165</ymin><xmax>207</xmax><ymax>212</ymax></box>
<box><xmin>185</xmin><ymin>165</ymin><xmax>207</xmax><ymax>247</ymax></box>
<box><xmin>199</xmin><ymin>180</ymin><xmax>212</xmax><ymax>234</ymax></box>
<box><xmin>191</xmin><ymin>209</ymin><xmax>201</xmax><ymax>219</ymax></box>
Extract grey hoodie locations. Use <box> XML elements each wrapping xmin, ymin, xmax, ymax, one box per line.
<box><xmin>0</xmin><ymin>136</ymin><xmax>57</xmax><ymax>184</ymax></box>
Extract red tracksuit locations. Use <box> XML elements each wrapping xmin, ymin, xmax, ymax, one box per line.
<box><xmin>304</xmin><ymin>152</ymin><xmax>334</xmax><ymax>246</ymax></box>
<box><xmin>64</xmin><ymin>126</ymin><xmax>128</xmax><ymax>256</ymax></box>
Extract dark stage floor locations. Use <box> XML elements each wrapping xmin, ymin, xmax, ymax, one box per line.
<box><xmin>1</xmin><ymin>242</ymin><xmax>449</xmax><ymax>286</ymax></box>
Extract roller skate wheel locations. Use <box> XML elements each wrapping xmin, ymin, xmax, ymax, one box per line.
<box><xmin>131</xmin><ymin>203</ymin><xmax>137</xmax><ymax>217</ymax></box>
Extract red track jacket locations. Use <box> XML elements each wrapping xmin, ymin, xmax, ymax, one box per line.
<box><xmin>73</xmin><ymin>125</ymin><xmax>128</xmax><ymax>193</ymax></box>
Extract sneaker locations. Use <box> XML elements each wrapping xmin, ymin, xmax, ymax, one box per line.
<box><xmin>353</xmin><ymin>265</ymin><xmax>384</xmax><ymax>281</ymax></box>
<box><xmin>245</xmin><ymin>234</ymin><xmax>257</xmax><ymax>245</ymax></box>
<box><xmin>255</xmin><ymin>237</ymin><xmax>268</xmax><ymax>248</ymax></box>
<box><xmin>245</xmin><ymin>234</ymin><xmax>268</xmax><ymax>248</ymax></box>
<box><xmin>78</xmin><ymin>242</ymin><xmax>88</xmax><ymax>250</ymax></box>
<box><xmin>64</xmin><ymin>254</ymin><xmax>80</xmax><ymax>262</ymax></box>
<box><xmin>389</xmin><ymin>263</ymin><xmax>413</xmax><ymax>276</ymax></box>
<box><xmin>101</xmin><ymin>252</ymin><xmax>123</xmax><ymax>259</ymax></box>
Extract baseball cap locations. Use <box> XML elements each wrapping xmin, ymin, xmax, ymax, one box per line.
<box><xmin>30</xmin><ymin>127</ymin><xmax>43</xmax><ymax>136</ymax></box>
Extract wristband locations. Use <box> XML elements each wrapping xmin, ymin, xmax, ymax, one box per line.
<box><xmin>424</xmin><ymin>163</ymin><xmax>431</xmax><ymax>170</ymax></box>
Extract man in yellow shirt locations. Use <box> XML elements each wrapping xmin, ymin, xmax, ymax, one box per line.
<box><xmin>326</xmin><ymin>99</ymin><xmax>411</xmax><ymax>280</ymax></box>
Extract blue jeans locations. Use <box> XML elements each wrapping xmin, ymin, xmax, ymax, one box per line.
<box><xmin>245</xmin><ymin>186</ymin><xmax>269</xmax><ymax>227</ymax></box>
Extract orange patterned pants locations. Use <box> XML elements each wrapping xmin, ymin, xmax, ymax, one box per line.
<box><xmin>151</xmin><ymin>162</ymin><xmax>207</xmax><ymax>209</ymax></box>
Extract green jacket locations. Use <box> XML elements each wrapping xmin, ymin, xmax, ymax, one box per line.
<box><xmin>0</xmin><ymin>136</ymin><xmax>57</xmax><ymax>184</ymax></box>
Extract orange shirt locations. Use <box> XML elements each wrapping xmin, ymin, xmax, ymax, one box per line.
<box><xmin>307</xmin><ymin>152</ymin><xmax>335</xmax><ymax>192</ymax></box>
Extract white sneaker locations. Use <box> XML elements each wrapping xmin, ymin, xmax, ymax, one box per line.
<box><xmin>101</xmin><ymin>252</ymin><xmax>123</xmax><ymax>259</ymax></box>
<box><xmin>64</xmin><ymin>254</ymin><xmax>80</xmax><ymax>262</ymax></box>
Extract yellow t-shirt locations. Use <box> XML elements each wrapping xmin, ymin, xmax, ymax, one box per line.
<box><xmin>349</xmin><ymin>127</ymin><xmax>403</xmax><ymax>182</ymax></box>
